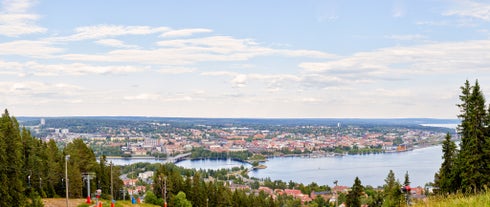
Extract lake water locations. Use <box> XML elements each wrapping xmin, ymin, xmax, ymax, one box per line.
<box><xmin>108</xmin><ymin>145</ymin><xmax>443</xmax><ymax>188</ymax></box>
<box><xmin>176</xmin><ymin>145</ymin><xmax>442</xmax><ymax>187</ymax></box>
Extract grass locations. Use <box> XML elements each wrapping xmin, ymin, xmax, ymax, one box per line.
<box><xmin>89</xmin><ymin>200</ymin><xmax>160</xmax><ymax>207</ymax></box>
<box><xmin>412</xmin><ymin>191</ymin><xmax>490</xmax><ymax>207</ymax></box>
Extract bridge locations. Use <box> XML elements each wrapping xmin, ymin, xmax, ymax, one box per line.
<box><xmin>164</xmin><ymin>152</ymin><xmax>192</xmax><ymax>163</ymax></box>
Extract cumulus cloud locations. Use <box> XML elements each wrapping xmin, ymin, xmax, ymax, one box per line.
<box><xmin>0</xmin><ymin>60</ymin><xmax>146</xmax><ymax>76</ymax></box>
<box><xmin>161</xmin><ymin>28</ymin><xmax>213</xmax><ymax>38</ymax></box>
<box><xmin>61</xmin><ymin>35</ymin><xmax>335</xmax><ymax>65</ymax></box>
<box><xmin>0</xmin><ymin>81</ymin><xmax>82</xmax><ymax>98</ymax></box>
<box><xmin>124</xmin><ymin>93</ymin><xmax>160</xmax><ymax>101</ymax></box>
<box><xmin>158</xmin><ymin>67</ymin><xmax>196</xmax><ymax>74</ymax></box>
<box><xmin>444</xmin><ymin>0</ymin><xmax>490</xmax><ymax>21</ymax></box>
<box><xmin>299</xmin><ymin>40</ymin><xmax>490</xmax><ymax>83</ymax></box>
<box><xmin>0</xmin><ymin>40</ymin><xmax>63</xmax><ymax>57</ymax></box>
<box><xmin>202</xmin><ymin>70</ymin><xmax>301</xmax><ymax>89</ymax></box>
<box><xmin>48</xmin><ymin>25</ymin><xmax>170</xmax><ymax>41</ymax></box>
<box><xmin>0</xmin><ymin>0</ymin><xmax>47</xmax><ymax>36</ymax></box>
<box><xmin>95</xmin><ymin>39</ymin><xmax>139</xmax><ymax>48</ymax></box>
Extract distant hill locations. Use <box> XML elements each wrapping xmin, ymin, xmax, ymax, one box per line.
<box><xmin>17</xmin><ymin>116</ymin><xmax>459</xmax><ymax>127</ymax></box>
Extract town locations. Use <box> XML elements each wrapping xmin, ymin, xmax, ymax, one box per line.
<box><xmin>17</xmin><ymin>117</ymin><xmax>457</xmax><ymax>206</ymax></box>
<box><xmin>22</xmin><ymin>117</ymin><xmax>454</xmax><ymax>159</ymax></box>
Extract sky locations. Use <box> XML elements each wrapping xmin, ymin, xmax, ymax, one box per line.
<box><xmin>0</xmin><ymin>0</ymin><xmax>489</xmax><ymax>118</ymax></box>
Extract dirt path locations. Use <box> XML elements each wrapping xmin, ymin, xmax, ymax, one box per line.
<box><xmin>43</xmin><ymin>198</ymin><xmax>86</xmax><ymax>207</ymax></box>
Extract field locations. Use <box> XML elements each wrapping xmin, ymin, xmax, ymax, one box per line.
<box><xmin>413</xmin><ymin>192</ymin><xmax>490</xmax><ymax>207</ymax></box>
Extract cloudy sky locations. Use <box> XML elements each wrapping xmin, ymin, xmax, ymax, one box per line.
<box><xmin>0</xmin><ymin>0</ymin><xmax>488</xmax><ymax>118</ymax></box>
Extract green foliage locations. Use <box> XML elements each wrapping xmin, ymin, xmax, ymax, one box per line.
<box><xmin>413</xmin><ymin>191</ymin><xmax>490</xmax><ymax>207</ymax></box>
<box><xmin>437</xmin><ymin>80</ymin><xmax>490</xmax><ymax>194</ymax></box>
<box><xmin>191</xmin><ymin>147</ymin><xmax>251</xmax><ymax>161</ymax></box>
<box><xmin>435</xmin><ymin>133</ymin><xmax>458</xmax><ymax>194</ymax></box>
<box><xmin>0</xmin><ymin>110</ymin><xmax>26</xmax><ymax>206</ymax></box>
<box><xmin>172</xmin><ymin>191</ymin><xmax>192</xmax><ymax>207</ymax></box>
<box><xmin>382</xmin><ymin>170</ymin><xmax>402</xmax><ymax>207</ymax></box>
<box><xmin>29</xmin><ymin>191</ymin><xmax>44</xmax><ymax>207</ymax></box>
<box><xmin>144</xmin><ymin>191</ymin><xmax>160</xmax><ymax>205</ymax></box>
<box><xmin>346</xmin><ymin>177</ymin><xmax>364</xmax><ymax>207</ymax></box>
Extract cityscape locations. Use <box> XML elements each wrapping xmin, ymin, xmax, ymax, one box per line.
<box><xmin>2</xmin><ymin>0</ymin><xmax>490</xmax><ymax>206</ymax></box>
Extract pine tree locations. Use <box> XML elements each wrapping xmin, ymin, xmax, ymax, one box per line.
<box><xmin>0</xmin><ymin>110</ymin><xmax>26</xmax><ymax>206</ymax></box>
<box><xmin>435</xmin><ymin>133</ymin><xmax>458</xmax><ymax>194</ymax></box>
<box><xmin>382</xmin><ymin>170</ymin><xmax>401</xmax><ymax>207</ymax></box>
<box><xmin>403</xmin><ymin>171</ymin><xmax>410</xmax><ymax>187</ymax></box>
<box><xmin>346</xmin><ymin>177</ymin><xmax>364</xmax><ymax>207</ymax></box>
<box><xmin>456</xmin><ymin>80</ymin><xmax>490</xmax><ymax>193</ymax></box>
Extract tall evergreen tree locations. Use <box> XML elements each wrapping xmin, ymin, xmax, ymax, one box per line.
<box><xmin>0</xmin><ymin>110</ymin><xmax>26</xmax><ymax>206</ymax></box>
<box><xmin>382</xmin><ymin>170</ymin><xmax>401</xmax><ymax>207</ymax></box>
<box><xmin>435</xmin><ymin>133</ymin><xmax>458</xmax><ymax>194</ymax></box>
<box><xmin>346</xmin><ymin>177</ymin><xmax>364</xmax><ymax>207</ymax></box>
<box><xmin>403</xmin><ymin>171</ymin><xmax>410</xmax><ymax>187</ymax></box>
<box><xmin>456</xmin><ymin>80</ymin><xmax>490</xmax><ymax>193</ymax></box>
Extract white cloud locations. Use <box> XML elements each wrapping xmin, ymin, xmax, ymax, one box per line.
<box><xmin>161</xmin><ymin>28</ymin><xmax>213</xmax><ymax>38</ymax></box>
<box><xmin>202</xmin><ymin>70</ymin><xmax>301</xmax><ymax>89</ymax></box>
<box><xmin>61</xmin><ymin>35</ymin><xmax>335</xmax><ymax>65</ymax></box>
<box><xmin>361</xmin><ymin>88</ymin><xmax>413</xmax><ymax>98</ymax></box>
<box><xmin>0</xmin><ymin>40</ymin><xmax>63</xmax><ymax>57</ymax></box>
<box><xmin>48</xmin><ymin>25</ymin><xmax>170</xmax><ymax>41</ymax></box>
<box><xmin>95</xmin><ymin>39</ymin><xmax>139</xmax><ymax>48</ymax></box>
<box><xmin>0</xmin><ymin>81</ymin><xmax>82</xmax><ymax>97</ymax></box>
<box><xmin>0</xmin><ymin>60</ymin><xmax>146</xmax><ymax>76</ymax></box>
<box><xmin>124</xmin><ymin>93</ymin><xmax>160</xmax><ymax>101</ymax></box>
<box><xmin>158</xmin><ymin>67</ymin><xmax>196</xmax><ymax>74</ymax></box>
<box><xmin>0</xmin><ymin>0</ymin><xmax>47</xmax><ymax>36</ymax></box>
<box><xmin>444</xmin><ymin>0</ymin><xmax>490</xmax><ymax>21</ymax></box>
<box><xmin>299</xmin><ymin>40</ymin><xmax>490</xmax><ymax>82</ymax></box>
<box><xmin>231</xmin><ymin>74</ymin><xmax>248</xmax><ymax>88</ymax></box>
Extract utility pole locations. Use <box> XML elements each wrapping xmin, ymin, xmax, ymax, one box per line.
<box><xmin>65</xmin><ymin>155</ymin><xmax>70</xmax><ymax>207</ymax></box>
<box><xmin>334</xmin><ymin>180</ymin><xmax>338</xmax><ymax>207</ymax></box>
<box><xmin>110</xmin><ymin>161</ymin><xmax>114</xmax><ymax>203</ymax></box>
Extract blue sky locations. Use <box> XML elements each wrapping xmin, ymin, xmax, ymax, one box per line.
<box><xmin>0</xmin><ymin>0</ymin><xmax>488</xmax><ymax>118</ymax></box>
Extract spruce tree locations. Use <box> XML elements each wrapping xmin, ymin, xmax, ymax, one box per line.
<box><xmin>435</xmin><ymin>133</ymin><xmax>458</xmax><ymax>194</ymax></box>
<box><xmin>403</xmin><ymin>171</ymin><xmax>410</xmax><ymax>187</ymax></box>
<box><xmin>346</xmin><ymin>177</ymin><xmax>363</xmax><ymax>207</ymax></box>
<box><xmin>0</xmin><ymin>110</ymin><xmax>26</xmax><ymax>206</ymax></box>
<box><xmin>456</xmin><ymin>80</ymin><xmax>490</xmax><ymax>193</ymax></box>
<box><xmin>382</xmin><ymin>170</ymin><xmax>401</xmax><ymax>207</ymax></box>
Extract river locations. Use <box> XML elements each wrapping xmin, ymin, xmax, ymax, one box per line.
<box><xmin>108</xmin><ymin>145</ymin><xmax>443</xmax><ymax>188</ymax></box>
<box><xmin>248</xmin><ymin>145</ymin><xmax>442</xmax><ymax>187</ymax></box>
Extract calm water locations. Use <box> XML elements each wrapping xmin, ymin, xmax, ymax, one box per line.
<box><xmin>107</xmin><ymin>157</ymin><xmax>250</xmax><ymax>171</ymax></box>
<box><xmin>109</xmin><ymin>145</ymin><xmax>442</xmax><ymax>187</ymax></box>
<box><xmin>177</xmin><ymin>159</ymin><xmax>251</xmax><ymax>171</ymax></box>
<box><xmin>249</xmin><ymin>145</ymin><xmax>442</xmax><ymax>187</ymax></box>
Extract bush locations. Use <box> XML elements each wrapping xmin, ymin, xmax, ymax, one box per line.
<box><xmin>144</xmin><ymin>191</ymin><xmax>162</xmax><ymax>205</ymax></box>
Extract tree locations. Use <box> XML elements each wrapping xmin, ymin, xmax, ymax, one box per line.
<box><xmin>346</xmin><ymin>177</ymin><xmax>364</xmax><ymax>207</ymax></box>
<box><xmin>455</xmin><ymin>80</ymin><xmax>490</xmax><ymax>193</ymax></box>
<box><xmin>144</xmin><ymin>190</ymin><xmax>160</xmax><ymax>205</ymax></box>
<box><xmin>382</xmin><ymin>170</ymin><xmax>401</xmax><ymax>207</ymax></box>
<box><xmin>0</xmin><ymin>110</ymin><xmax>26</xmax><ymax>206</ymax></box>
<box><xmin>435</xmin><ymin>133</ymin><xmax>458</xmax><ymax>194</ymax></box>
<box><xmin>403</xmin><ymin>171</ymin><xmax>410</xmax><ymax>187</ymax></box>
<box><xmin>173</xmin><ymin>191</ymin><xmax>192</xmax><ymax>207</ymax></box>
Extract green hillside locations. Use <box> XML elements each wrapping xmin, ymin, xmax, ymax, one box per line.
<box><xmin>413</xmin><ymin>192</ymin><xmax>490</xmax><ymax>207</ymax></box>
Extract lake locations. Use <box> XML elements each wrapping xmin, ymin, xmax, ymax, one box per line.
<box><xmin>178</xmin><ymin>145</ymin><xmax>442</xmax><ymax>187</ymax></box>
<box><xmin>248</xmin><ymin>145</ymin><xmax>442</xmax><ymax>187</ymax></box>
<box><xmin>108</xmin><ymin>145</ymin><xmax>443</xmax><ymax>187</ymax></box>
